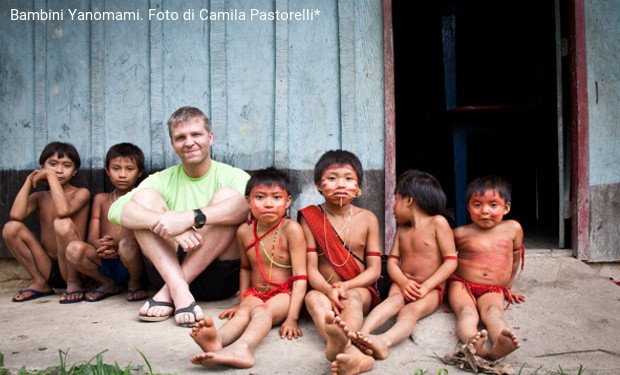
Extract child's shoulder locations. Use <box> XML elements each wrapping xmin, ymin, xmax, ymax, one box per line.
<box><xmin>353</xmin><ymin>205</ymin><xmax>379</xmax><ymax>221</ymax></box>
<box><xmin>430</xmin><ymin>213</ymin><xmax>452</xmax><ymax>228</ymax></box>
<box><xmin>499</xmin><ymin>219</ymin><xmax>523</xmax><ymax>233</ymax></box>
<box><xmin>453</xmin><ymin>223</ymin><xmax>476</xmax><ymax>236</ymax></box>
<box><xmin>282</xmin><ymin>217</ymin><xmax>304</xmax><ymax>235</ymax></box>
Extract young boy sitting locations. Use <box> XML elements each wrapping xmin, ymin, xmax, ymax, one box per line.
<box><xmin>298</xmin><ymin>150</ymin><xmax>382</xmax><ymax>375</ymax></box>
<box><xmin>349</xmin><ymin>170</ymin><xmax>457</xmax><ymax>360</ymax></box>
<box><xmin>66</xmin><ymin>143</ymin><xmax>148</xmax><ymax>302</ymax></box>
<box><xmin>448</xmin><ymin>175</ymin><xmax>526</xmax><ymax>360</ymax></box>
<box><xmin>189</xmin><ymin>167</ymin><xmax>307</xmax><ymax>369</ymax></box>
<box><xmin>3</xmin><ymin>142</ymin><xmax>90</xmax><ymax>304</ymax></box>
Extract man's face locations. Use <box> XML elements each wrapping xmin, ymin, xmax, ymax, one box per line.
<box><xmin>169</xmin><ymin>118</ymin><xmax>213</xmax><ymax>166</ymax></box>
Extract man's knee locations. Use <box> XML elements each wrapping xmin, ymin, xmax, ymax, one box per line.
<box><xmin>131</xmin><ymin>188</ymin><xmax>167</xmax><ymax>211</ymax></box>
<box><xmin>209</xmin><ymin>187</ymin><xmax>242</xmax><ymax>205</ymax></box>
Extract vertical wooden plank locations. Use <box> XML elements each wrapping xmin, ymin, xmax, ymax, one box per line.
<box><xmin>103</xmin><ymin>0</ymin><xmax>150</xmax><ymax>154</ymax></box>
<box><xmin>569</xmin><ymin>0</ymin><xmax>589</xmax><ymax>259</ymax></box>
<box><xmin>383</xmin><ymin>0</ymin><xmax>396</xmax><ymax>254</ymax></box>
<box><xmin>0</xmin><ymin>0</ymin><xmax>36</xmax><ymax>169</ymax></box>
<box><xmin>226</xmin><ymin>0</ymin><xmax>276</xmax><ymax>169</ymax></box>
<box><xmin>288</xmin><ymin>0</ymin><xmax>340</xmax><ymax>170</ymax></box>
<box><xmin>209</xmin><ymin>0</ymin><xmax>228</xmax><ymax>163</ymax></box>
<box><xmin>150</xmin><ymin>0</ymin><xmax>165</xmax><ymax>171</ymax></box>
<box><xmin>46</xmin><ymin>0</ymin><xmax>91</xmax><ymax>172</ymax></box>
<box><xmin>162</xmin><ymin>0</ymin><xmax>210</xmax><ymax>168</ymax></box>
<box><xmin>338</xmin><ymin>0</ymin><xmax>355</xmax><ymax>150</ymax></box>
<box><xmin>274</xmin><ymin>0</ymin><xmax>289</xmax><ymax>169</ymax></box>
<box><xmin>90</xmin><ymin>1</ymin><xmax>105</xmax><ymax>189</ymax></box>
<box><xmin>34</xmin><ymin>0</ymin><xmax>47</xmax><ymax>157</ymax></box>
<box><xmin>354</xmin><ymin>0</ymin><xmax>384</xmax><ymax>169</ymax></box>
<box><xmin>554</xmin><ymin>0</ymin><xmax>566</xmax><ymax>248</ymax></box>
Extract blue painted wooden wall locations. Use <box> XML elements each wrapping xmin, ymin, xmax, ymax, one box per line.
<box><xmin>0</xmin><ymin>0</ymin><xmax>386</xmax><ymax>257</ymax></box>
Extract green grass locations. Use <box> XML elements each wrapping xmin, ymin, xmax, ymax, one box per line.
<box><xmin>0</xmin><ymin>349</ymin><xmax>175</xmax><ymax>375</ymax></box>
<box><xmin>0</xmin><ymin>350</ymin><xmax>590</xmax><ymax>375</ymax></box>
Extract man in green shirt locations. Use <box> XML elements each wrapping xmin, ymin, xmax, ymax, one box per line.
<box><xmin>109</xmin><ymin>106</ymin><xmax>250</xmax><ymax>326</ymax></box>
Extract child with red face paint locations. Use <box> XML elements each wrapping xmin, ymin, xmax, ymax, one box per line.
<box><xmin>448</xmin><ymin>175</ymin><xmax>525</xmax><ymax>361</ymax></box>
<box><xmin>298</xmin><ymin>150</ymin><xmax>382</xmax><ymax>375</ymax></box>
<box><xmin>189</xmin><ymin>167</ymin><xmax>307</xmax><ymax>369</ymax></box>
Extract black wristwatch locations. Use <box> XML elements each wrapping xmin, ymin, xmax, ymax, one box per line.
<box><xmin>193</xmin><ymin>209</ymin><xmax>206</xmax><ymax>229</ymax></box>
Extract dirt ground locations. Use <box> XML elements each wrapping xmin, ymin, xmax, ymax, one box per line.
<box><xmin>1</xmin><ymin>252</ymin><xmax>620</xmax><ymax>374</ymax></box>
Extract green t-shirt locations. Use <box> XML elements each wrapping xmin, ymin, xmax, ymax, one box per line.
<box><xmin>108</xmin><ymin>160</ymin><xmax>250</xmax><ymax>226</ymax></box>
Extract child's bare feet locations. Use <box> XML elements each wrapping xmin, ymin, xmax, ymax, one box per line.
<box><xmin>349</xmin><ymin>332</ymin><xmax>387</xmax><ymax>359</ymax></box>
<box><xmin>190</xmin><ymin>316</ymin><xmax>223</xmax><ymax>353</ymax></box>
<box><xmin>325</xmin><ymin>311</ymin><xmax>351</xmax><ymax>361</ymax></box>
<box><xmin>488</xmin><ymin>328</ymin><xmax>520</xmax><ymax>360</ymax></box>
<box><xmin>330</xmin><ymin>347</ymin><xmax>375</xmax><ymax>375</ymax></box>
<box><xmin>190</xmin><ymin>346</ymin><xmax>254</xmax><ymax>369</ymax></box>
<box><xmin>467</xmin><ymin>330</ymin><xmax>489</xmax><ymax>358</ymax></box>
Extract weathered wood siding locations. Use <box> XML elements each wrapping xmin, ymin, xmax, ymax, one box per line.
<box><xmin>582</xmin><ymin>0</ymin><xmax>620</xmax><ymax>261</ymax></box>
<box><xmin>0</xmin><ymin>0</ymin><xmax>386</xmax><ymax>257</ymax></box>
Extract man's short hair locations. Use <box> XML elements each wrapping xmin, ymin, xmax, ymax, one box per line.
<box><xmin>167</xmin><ymin>106</ymin><xmax>211</xmax><ymax>136</ymax></box>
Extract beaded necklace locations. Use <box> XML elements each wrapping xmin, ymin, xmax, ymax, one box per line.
<box><xmin>322</xmin><ymin>204</ymin><xmax>353</xmax><ymax>268</ymax></box>
<box><xmin>255</xmin><ymin>217</ymin><xmax>284</xmax><ymax>293</ymax></box>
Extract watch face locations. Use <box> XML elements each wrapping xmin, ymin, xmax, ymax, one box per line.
<box><xmin>194</xmin><ymin>209</ymin><xmax>206</xmax><ymax>228</ymax></box>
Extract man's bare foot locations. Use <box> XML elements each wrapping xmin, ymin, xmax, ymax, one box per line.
<box><xmin>488</xmin><ymin>328</ymin><xmax>520</xmax><ymax>360</ymax></box>
<box><xmin>190</xmin><ymin>316</ymin><xmax>223</xmax><ymax>353</ymax></box>
<box><xmin>330</xmin><ymin>348</ymin><xmax>375</xmax><ymax>375</ymax></box>
<box><xmin>467</xmin><ymin>330</ymin><xmax>489</xmax><ymax>358</ymax></box>
<box><xmin>325</xmin><ymin>311</ymin><xmax>351</xmax><ymax>361</ymax></box>
<box><xmin>349</xmin><ymin>332</ymin><xmax>387</xmax><ymax>359</ymax></box>
<box><xmin>190</xmin><ymin>346</ymin><xmax>254</xmax><ymax>369</ymax></box>
<box><xmin>138</xmin><ymin>298</ymin><xmax>174</xmax><ymax>321</ymax></box>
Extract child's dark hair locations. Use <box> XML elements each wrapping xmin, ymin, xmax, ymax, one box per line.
<box><xmin>395</xmin><ymin>169</ymin><xmax>446</xmax><ymax>216</ymax></box>
<box><xmin>245</xmin><ymin>167</ymin><xmax>292</xmax><ymax>196</ymax></box>
<box><xmin>39</xmin><ymin>142</ymin><xmax>81</xmax><ymax>170</ymax></box>
<box><xmin>465</xmin><ymin>175</ymin><xmax>512</xmax><ymax>203</ymax></box>
<box><xmin>313</xmin><ymin>150</ymin><xmax>364</xmax><ymax>186</ymax></box>
<box><xmin>105</xmin><ymin>143</ymin><xmax>146</xmax><ymax>173</ymax></box>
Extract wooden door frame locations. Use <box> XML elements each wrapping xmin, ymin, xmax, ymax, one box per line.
<box><xmin>383</xmin><ymin>0</ymin><xmax>396</xmax><ymax>254</ymax></box>
<box><xmin>383</xmin><ymin>0</ymin><xmax>589</xmax><ymax>256</ymax></box>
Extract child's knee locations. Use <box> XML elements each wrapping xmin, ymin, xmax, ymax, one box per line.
<box><xmin>118</xmin><ymin>237</ymin><xmax>141</xmax><ymax>260</ymax></box>
<box><xmin>65</xmin><ymin>241</ymin><xmax>85</xmax><ymax>263</ymax></box>
<box><xmin>304</xmin><ymin>290</ymin><xmax>326</xmax><ymax>309</ymax></box>
<box><xmin>53</xmin><ymin>217</ymin><xmax>75</xmax><ymax>237</ymax></box>
<box><xmin>2</xmin><ymin>220</ymin><xmax>25</xmax><ymax>239</ymax></box>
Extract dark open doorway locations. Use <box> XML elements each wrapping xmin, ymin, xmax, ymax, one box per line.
<box><xmin>392</xmin><ymin>1</ymin><xmax>564</xmax><ymax>248</ymax></box>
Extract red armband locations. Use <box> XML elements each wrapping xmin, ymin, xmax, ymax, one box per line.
<box><xmin>306</xmin><ymin>248</ymin><xmax>317</xmax><ymax>253</ymax></box>
<box><xmin>290</xmin><ymin>275</ymin><xmax>308</xmax><ymax>282</ymax></box>
<box><xmin>365</xmin><ymin>251</ymin><xmax>382</xmax><ymax>257</ymax></box>
<box><xmin>388</xmin><ymin>255</ymin><xmax>400</xmax><ymax>260</ymax></box>
<box><xmin>443</xmin><ymin>255</ymin><xmax>458</xmax><ymax>261</ymax></box>
<box><xmin>240</xmin><ymin>264</ymin><xmax>251</xmax><ymax>270</ymax></box>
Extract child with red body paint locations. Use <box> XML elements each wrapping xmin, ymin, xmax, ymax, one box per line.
<box><xmin>298</xmin><ymin>150</ymin><xmax>382</xmax><ymax>375</ymax></box>
<box><xmin>448</xmin><ymin>175</ymin><xmax>526</xmax><ymax>360</ymax></box>
<box><xmin>189</xmin><ymin>167</ymin><xmax>307</xmax><ymax>369</ymax></box>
